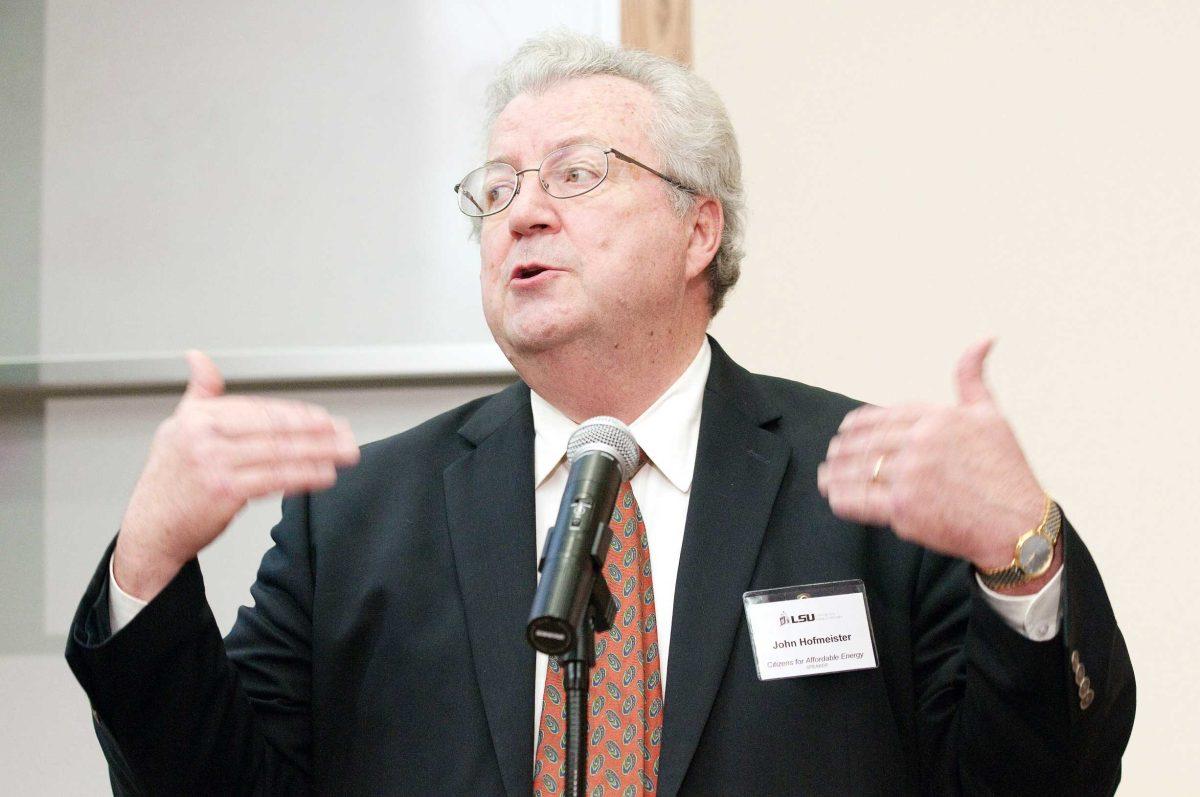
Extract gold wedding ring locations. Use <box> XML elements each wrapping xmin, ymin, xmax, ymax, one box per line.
<box><xmin>871</xmin><ymin>454</ymin><xmax>886</xmax><ymax>483</ymax></box>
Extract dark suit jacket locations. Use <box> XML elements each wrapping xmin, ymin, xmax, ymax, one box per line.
<box><xmin>66</xmin><ymin>339</ymin><xmax>1134</xmax><ymax>795</ymax></box>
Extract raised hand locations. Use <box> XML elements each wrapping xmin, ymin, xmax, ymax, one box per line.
<box><xmin>816</xmin><ymin>340</ymin><xmax>1056</xmax><ymax>592</ymax></box>
<box><xmin>112</xmin><ymin>351</ymin><xmax>360</xmax><ymax>601</ymax></box>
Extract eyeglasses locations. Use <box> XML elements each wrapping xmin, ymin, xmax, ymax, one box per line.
<box><xmin>453</xmin><ymin>143</ymin><xmax>696</xmax><ymax>218</ymax></box>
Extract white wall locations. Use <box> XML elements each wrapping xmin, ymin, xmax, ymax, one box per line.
<box><xmin>0</xmin><ymin>2</ymin><xmax>617</xmax><ymax>794</ymax></box>
<box><xmin>697</xmin><ymin>2</ymin><xmax>1198</xmax><ymax>792</ymax></box>
<box><xmin>35</xmin><ymin>0</ymin><xmax>616</xmax><ymax>358</ymax></box>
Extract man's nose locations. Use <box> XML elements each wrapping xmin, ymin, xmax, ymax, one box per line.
<box><xmin>506</xmin><ymin>170</ymin><xmax>560</xmax><ymax>237</ymax></box>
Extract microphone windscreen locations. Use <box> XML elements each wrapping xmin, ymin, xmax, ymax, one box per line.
<box><xmin>566</xmin><ymin>416</ymin><xmax>640</xmax><ymax>480</ymax></box>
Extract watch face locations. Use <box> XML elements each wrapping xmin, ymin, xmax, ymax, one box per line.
<box><xmin>1018</xmin><ymin>533</ymin><xmax>1053</xmax><ymax>575</ymax></box>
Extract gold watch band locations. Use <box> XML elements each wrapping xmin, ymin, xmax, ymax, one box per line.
<box><xmin>978</xmin><ymin>497</ymin><xmax>1062</xmax><ymax>590</ymax></box>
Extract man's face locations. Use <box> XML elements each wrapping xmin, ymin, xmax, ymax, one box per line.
<box><xmin>479</xmin><ymin>76</ymin><xmax>696</xmax><ymax>359</ymax></box>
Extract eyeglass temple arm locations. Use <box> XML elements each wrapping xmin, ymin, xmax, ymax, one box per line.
<box><xmin>453</xmin><ymin>183</ymin><xmax>486</xmax><ymax>215</ymax></box>
<box><xmin>608</xmin><ymin>149</ymin><xmax>697</xmax><ymax>194</ymax></box>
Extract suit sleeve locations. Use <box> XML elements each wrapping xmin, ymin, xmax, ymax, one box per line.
<box><xmin>911</xmin><ymin>511</ymin><xmax>1135</xmax><ymax>795</ymax></box>
<box><xmin>64</xmin><ymin>494</ymin><xmax>317</xmax><ymax>796</ymax></box>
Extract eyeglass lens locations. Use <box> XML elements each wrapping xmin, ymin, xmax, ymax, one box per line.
<box><xmin>456</xmin><ymin>144</ymin><xmax>611</xmax><ymax>217</ymax></box>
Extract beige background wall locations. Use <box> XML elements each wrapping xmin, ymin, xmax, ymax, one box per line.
<box><xmin>696</xmin><ymin>2</ymin><xmax>1198</xmax><ymax>792</ymax></box>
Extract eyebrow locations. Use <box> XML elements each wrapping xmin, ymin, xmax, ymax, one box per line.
<box><xmin>487</xmin><ymin>135</ymin><xmax>602</xmax><ymax>166</ymax></box>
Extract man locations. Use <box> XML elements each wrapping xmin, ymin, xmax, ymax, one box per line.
<box><xmin>67</xmin><ymin>32</ymin><xmax>1134</xmax><ymax>795</ymax></box>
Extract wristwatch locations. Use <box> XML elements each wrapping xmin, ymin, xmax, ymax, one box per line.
<box><xmin>977</xmin><ymin>496</ymin><xmax>1062</xmax><ymax>590</ymax></box>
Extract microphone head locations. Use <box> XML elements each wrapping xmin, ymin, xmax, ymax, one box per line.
<box><xmin>566</xmin><ymin>416</ymin><xmax>640</xmax><ymax>481</ymax></box>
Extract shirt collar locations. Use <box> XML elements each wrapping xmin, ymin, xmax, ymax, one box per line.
<box><xmin>530</xmin><ymin>338</ymin><xmax>712</xmax><ymax>493</ymax></box>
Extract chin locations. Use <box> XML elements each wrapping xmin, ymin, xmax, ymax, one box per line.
<box><xmin>496</xmin><ymin>312</ymin><xmax>589</xmax><ymax>358</ymax></box>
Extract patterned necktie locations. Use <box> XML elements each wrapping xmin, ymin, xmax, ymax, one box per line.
<box><xmin>533</xmin><ymin>478</ymin><xmax>663</xmax><ymax>796</ymax></box>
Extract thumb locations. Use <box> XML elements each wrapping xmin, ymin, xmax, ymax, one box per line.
<box><xmin>182</xmin><ymin>350</ymin><xmax>225</xmax><ymax>401</ymax></box>
<box><xmin>954</xmin><ymin>338</ymin><xmax>995</xmax><ymax>405</ymax></box>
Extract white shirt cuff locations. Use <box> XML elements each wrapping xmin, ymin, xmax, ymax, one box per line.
<box><xmin>108</xmin><ymin>553</ymin><xmax>150</xmax><ymax>633</ymax></box>
<box><xmin>976</xmin><ymin>565</ymin><xmax>1064</xmax><ymax>641</ymax></box>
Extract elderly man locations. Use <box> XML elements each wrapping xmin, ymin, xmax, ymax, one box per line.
<box><xmin>67</xmin><ymin>32</ymin><xmax>1134</xmax><ymax>795</ymax></box>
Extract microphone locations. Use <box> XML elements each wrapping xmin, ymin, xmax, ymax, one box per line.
<box><xmin>527</xmin><ymin>416</ymin><xmax>640</xmax><ymax>656</ymax></box>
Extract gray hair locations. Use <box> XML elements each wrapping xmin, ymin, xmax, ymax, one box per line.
<box><xmin>482</xmin><ymin>30</ymin><xmax>745</xmax><ymax>315</ymax></box>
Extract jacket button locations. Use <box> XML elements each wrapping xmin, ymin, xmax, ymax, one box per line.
<box><xmin>1078</xmin><ymin>677</ymin><xmax>1092</xmax><ymax>698</ymax></box>
<box><xmin>1080</xmin><ymin>688</ymin><xmax>1095</xmax><ymax>710</ymax></box>
<box><xmin>1074</xmin><ymin>663</ymin><xmax>1087</xmax><ymax>686</ymax></box>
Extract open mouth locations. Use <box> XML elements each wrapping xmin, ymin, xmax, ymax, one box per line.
<box><xmin>512</xmin><ymin>264</ymin><xmax>553</xmax><ymax>281</ymax></box>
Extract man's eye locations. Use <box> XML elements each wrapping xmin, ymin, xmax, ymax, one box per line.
<box><xmin>559</xmin><ymin>165</ymin><xmax>601</xmax><ymax>185</ymax></box>
<box><xmin>485</xmin><ymin>182</ymin><xmax>515</xmax><ymax>205</ymax></box>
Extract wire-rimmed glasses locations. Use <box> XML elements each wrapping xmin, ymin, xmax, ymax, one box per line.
<box><xmin>453</xmin><ymin>143</ymin><xmax>695</xmax><ymax>218</ymax></box>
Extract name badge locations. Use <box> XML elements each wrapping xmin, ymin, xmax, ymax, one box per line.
<box><xmin>742</xmin><ymin>579</ymin><xmax>879</xmax><ymax>680</ymax></box>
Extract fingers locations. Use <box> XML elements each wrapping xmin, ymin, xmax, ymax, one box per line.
<box><xmin>823</xmin><ymin>405</ymin><xmax>927</xmax><ymax>529</ymax></box>
<box><xmin>817</xmin><ymin>462</ymin><xmax>893</xmax><ymax>526</ymax></box>
<box><xmin>828</xmin><ymin>405</ymin><xmax>927</xmax><ymax>486</ymax></box>
<box><xmin>183</xmin><ymin>350</ymin><xmax>225</xmax><ymax>401</ymax></box>
<box><xmin>838</xmin><ymin>404</ymin><xmax>933</xmax><ymax>434</ymax></box>
<box><xmin>217</xmin><ymin>421</ymin><xmax>360</xmax><ymax>469</ymax></box>
<box><xmin>818</xmin><ymin>444</ymin><xmax>897</xmax><ymax>497</ymax></box>
<box><xmin>954</xmin><ymin>338</ymin><xmax>995</xmax><ymax>406</ymax></box>
<box><xmin>169</xmin><ymin>393</ymin><xmax>360</xmax><ymax>504</ymax></box>
<box><xmin>199</xmin><ymin>408</ymin><xmax>359</xmax><ymax>500</ymax></box>
<box><xmin>826</xmin><ymin>421</ymin><xmax>911</xmax><ymax>463</ymax></box>
<box><xmin>225</xmin><ymin>460</ymin><xmax>342</xmax><ymax>499</ymax></box>
<box><xmin>204</xmin><ymin>397</ymin><xmax>342</xmax><ymax>437</ymax></box>
<box><xmin>178</xmin><ymin>353</ymin><xmax>337</xmax><ymax>439</ymax></box>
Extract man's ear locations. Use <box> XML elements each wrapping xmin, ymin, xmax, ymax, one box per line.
<box><xmin>685</xmin><ymin>196</ymin><xmax>724</xmax><ymax>281</ymax></box>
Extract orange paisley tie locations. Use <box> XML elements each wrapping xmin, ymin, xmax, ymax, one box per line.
<box><xmin>533</xmin><ymin>478</ymin><xmax>663</xmax><ymax>796</ymax></box>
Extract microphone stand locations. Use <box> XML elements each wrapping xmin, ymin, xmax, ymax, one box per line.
<box><xmin>528</xmin><ymin>430</ymin><xmax>634</xmax><ymax>796</ymax></box>
<box><xmin>562</xmin><ymin>574</ymin><xmax>615</xmax><ymax>797</ymax></box>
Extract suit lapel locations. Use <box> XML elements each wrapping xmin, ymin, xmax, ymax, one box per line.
<box><xmin>443</xmin><ymin>382</ymin><xmax>537</xmax><ymax>797</ymax></box>
<box><xmin>658</xmin><ymin>341</ymin><xmax>790</xmax><ymax>797</ymax></box>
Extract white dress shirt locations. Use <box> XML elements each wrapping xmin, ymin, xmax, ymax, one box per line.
<box><xmin>109</xmin><ymin>338</ymin><xmax>1063</xmax><ymax>740</ymax></box>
